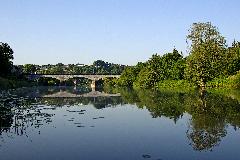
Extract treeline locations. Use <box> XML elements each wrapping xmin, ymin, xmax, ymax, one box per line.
<box><xmin>20</xmin><ymin>60</ymin><xmax>125</xmax><ymax>75</ymax></box>
<box><xmin>107</xmin><ymin>22</ymin><xmax>240</xmax><ymax>90</ymax></box>
<box><xmin>0</xmin><ymin>41</ymin><xmax>125</xmax><ymax>88</ymax></box>
<box><xmin>1</xmin><ymin>22</ymin><xmax>240</xmax><ymax>89</ymax></box>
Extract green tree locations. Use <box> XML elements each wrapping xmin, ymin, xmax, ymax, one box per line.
<box><xmin>117</xmin><ymin>67</ymin><xmax>138</xmax><ymax>86</ymax></box>
<box><xmin>224</xmin><ymin>41</ymin><xmax>240</xmax><ymax>75</ymax></box>
<box><xmin>185</xmin><ymin>22</ymin><xmax>227</xmax><ymax>90</ymax></box>
<box><xmin>23</xmin><ymin>64</ymin><xmax>37</xmax><ymax>74</ymax></box>
<box><xmin>133</xmin><ymin>67</ymin><xmax>158</xmax><ymax>88</ymax></box>
<box><xmin>93</xmin><ymin>60</ymin><xmax>107</xmax><ymax>68</ymax></box>
<box><xmin>134</xmin><ymin>54</ymin><xmax>162</xmax><ymax>88</ymax></box>
<box><xmin>117</xmin><ymin>62</ymin><xmax>145</xmax><ymax>87</ymax></box>
<box><xmin>0</xmin><ymin>42</ymin><xmax>14</xmax><ymax>76</ymax></box>
<box><xmin>161</xmin><ymin>49</ymin><xmax>185</xmax><ymax>80</ymax></box>
<box><xmin>51</xmin><ymin>65</ymin><xmax>65</xmax><ymax>74</ymax></box>
<box><xmin>133</xmin><ymin>50</ymin><xmax>185</xmax><ymax>89</ymax></box>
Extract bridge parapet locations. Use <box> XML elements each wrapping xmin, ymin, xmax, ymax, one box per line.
<box><xmin>26</xmin><ymin>74</ymin><xmax>120</xmax><ymax>83</ymax></box>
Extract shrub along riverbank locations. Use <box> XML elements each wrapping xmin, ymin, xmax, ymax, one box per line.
<box><xmin>104</xmin><ymin>74</ymin><xmax>240</xmax><ymax>91</ymax></box>
<box><xmin>206</xmin><ymin>71</ymin><xmax>240</xmax><ymax>89</ymax></box>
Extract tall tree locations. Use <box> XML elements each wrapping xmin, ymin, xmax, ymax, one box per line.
<box><xmin>185</xmin><ymin>22</ymin><xmax>227</xmax><ymax>90</ymax></box>
<box><xmin>0</xmin><ymin>42</ymin><xmax>14</xmax><ymax>76</ymax></box>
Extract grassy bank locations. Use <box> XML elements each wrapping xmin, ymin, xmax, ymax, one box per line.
<box><xmin>104</xmin><ymin>74</ymin><xmax>240</xmax><ymax>91</ymax></box>
<box><xmin>206</xmin><ymin>71</ymin><xmax>240</xmax><ymax>89</ymax></box>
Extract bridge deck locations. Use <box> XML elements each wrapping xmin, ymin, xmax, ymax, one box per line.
<box><xmin>26</xmin><ymin>74</ymin><xmax>121</xmax><ymax>81</ymax></box>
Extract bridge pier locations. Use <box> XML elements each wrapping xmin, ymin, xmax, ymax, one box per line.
<box><xmin>73</xmin><ymin>79</ymin><xmax>77</xmax><ymax>86</ymax></box>
<box><xmin>91</xmin><ymin>80</ymin><xmax>96</xmax><ymax>91</ymax></box>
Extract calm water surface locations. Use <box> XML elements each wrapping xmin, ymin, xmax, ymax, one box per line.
<box><xmin>0</xmin><ymin>87</ymin><xmax>240</xmax><ymax>160</ymax></box>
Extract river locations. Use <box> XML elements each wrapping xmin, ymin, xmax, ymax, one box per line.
<box><xmin>0</xmin><ymin>86</ymin><xmax>240</xmax><ymax>160</ymax></box>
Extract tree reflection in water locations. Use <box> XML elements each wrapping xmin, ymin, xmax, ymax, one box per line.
<box><xmin>111</xmin><ymin>87</ymin><xmax>240</xmax><ymax>151</ymax></box>
<box><xmin>0</xmin><ymin>96</ymin><xmax>55</xmax><ymax>138</ymax></box>
<box><xmin>1</xmin><ymin>87</ymin><xmax>240</xmax><ymax>152</ymax></box>
<box><xmin>0</xmin><ymin>88</ymin><xmax>124</xmax><ymax>139</ymax></box>
<box><xmin>0</xmin><ymin>102</ymin><xmax>13</xmax><ymax>134</ymax></box>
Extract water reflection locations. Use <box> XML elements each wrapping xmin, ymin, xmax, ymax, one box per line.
<box><xmin>0</xmin><ymin>95</ymin><xmax>55</xmax><ymax>139</ymax></box>
<box><xmin>0</xmin><ymin>87</ymin><xmax>124</xmax><ymax>138</ymax></box>
<box><xmin>0</xmin><ymin>87</ymin><xmax>240</xmax><ymax>159</ymax></box>
<box><xmin>110</xmin><ymin>88</ymin><xmax>240</xmax><ymax>151</ymax></box>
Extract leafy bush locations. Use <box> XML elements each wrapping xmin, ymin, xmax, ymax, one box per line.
<box><xmin>207</xmin><ymin>71</ymin><xmax>240</xmax><ymax>89</ymax></box>
<box><xmin>157</xmin><ymin>80</ymin><xmax>196</xmax><ymax>91</ymax></box>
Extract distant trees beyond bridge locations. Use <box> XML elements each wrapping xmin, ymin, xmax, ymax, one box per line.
<box><xmin>26</xmin><ymin>74</ymin><xmax>120</xmax><ymax>81</ymax></box>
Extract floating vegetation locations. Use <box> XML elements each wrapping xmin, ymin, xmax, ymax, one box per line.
<box><xmin>76</xmin><ymin>125</ymin><xmax>85</xmax><ymax>128</ymax></box>
<box><xmin>93</xmin><ymin>116</ymin><xmax>104</xmax><ymax>119</ymax></box>
<box><xmin>98</xmin><ymin>116</ymin><xmax>104</xmax><ymax>119</ymax></box>
<box><xmin>142</xmin><ymin>154</ymin><xmax>151</xmax><ymax>159</ymax></box>
<box><xmin>74</xmin><ymin>122</ymin><xmax>82</xmax><ymax>125</ymax></box>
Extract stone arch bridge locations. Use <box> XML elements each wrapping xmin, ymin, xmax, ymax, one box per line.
<box><xmin>26</xmin><ymin>74</ymin><xmax>120</xmax><ymax>89</ymax></box>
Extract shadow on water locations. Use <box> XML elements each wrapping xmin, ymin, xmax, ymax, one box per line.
<box><xmin>1</xmin><ymin>86</ymin><xmax>240</xmax><ymax>153</ymax></box>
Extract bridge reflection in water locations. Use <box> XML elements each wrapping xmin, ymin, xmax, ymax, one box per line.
<box><xmin>42</xmin><ymin>90</ymin><xmax>121</xmax><ymax>98</ymax></box>
<box><xmin>10</xmin><ymin>86</ymin><xmax>123</xmax><ymax>109</ymax></box>
<box><xmin>15</xmin><ymin>86</ymin><xmax>121</xmax><ymax>98</ymax></box>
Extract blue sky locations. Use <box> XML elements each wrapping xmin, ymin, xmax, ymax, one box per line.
<box><xmin>0</xmin><ymin>0</ymin><xmax>239</xmax><ymax>65</ymax></box>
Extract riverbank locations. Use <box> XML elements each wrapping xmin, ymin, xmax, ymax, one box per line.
<box><xmin>0</xmin><ymin>77</ymin><xmax>35</xmax><ymax>90</ymax></box>
<box><xmin>206</xmin><ymin>72</ymin><xmax>240</xmax><ymax>89</ymax></box>
<box><xmin>104</xmin><ymin>72</ymin><xmax>240</xmax><ymax>91</ymax></box>
<box><xmin>155</xmin><ymin>73</ymin><xmax>240</xmax><ymax>90</ymax></box>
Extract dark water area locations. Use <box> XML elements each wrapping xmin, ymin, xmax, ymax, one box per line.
<box><xmin>1</xmin><ymin>87</ymin><xmax>240</xmax><ymax>160</ymax></box>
